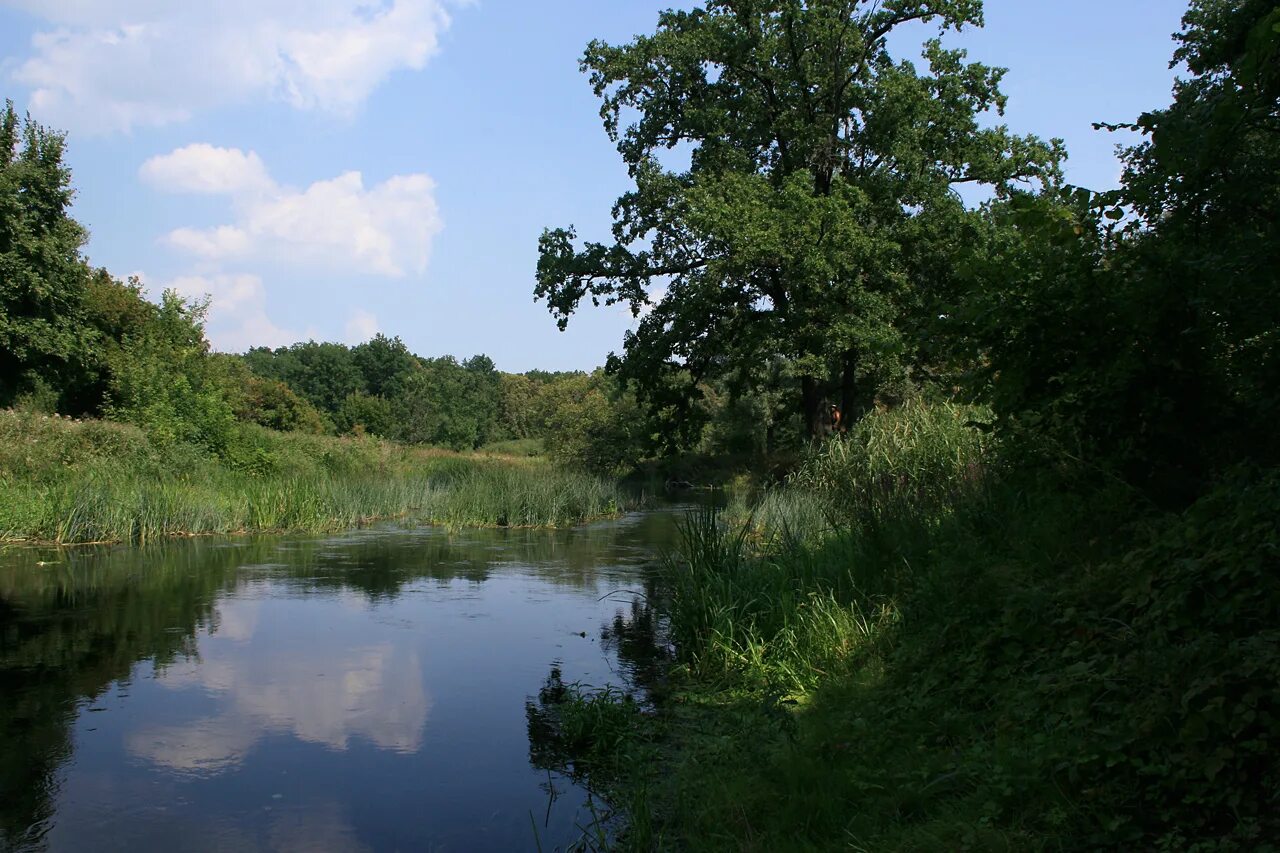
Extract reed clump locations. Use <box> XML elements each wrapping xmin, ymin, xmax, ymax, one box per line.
<box><xmin>549</xmin><ymin>401</ymin><xmax>1279</xmax><ymax>851</ymax></box>
<box><xmin>0</xmin><ymin>410</ymin><xmax>633</xmax><ymax>544</ymax></box>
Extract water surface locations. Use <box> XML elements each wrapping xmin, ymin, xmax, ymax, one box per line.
<box><xmin>0</xmin><ymin>512</ymin><xmax>677</xmax><ymax>852</ymax></box>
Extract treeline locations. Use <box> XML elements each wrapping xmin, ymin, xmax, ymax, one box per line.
<box><xmin>0</xmin><ymin>93</ymin><xmax>801</xmax><ymax>474</ymax></box>
<box><xmin>240</xmin><ymin>340</ymin><xmax>540</xmax><ymax>448</ymax></box>
<box><xmin>237</xmin><ymin>338</ymin><xmax>824</xmax><ymax>470</ymax></box>
<box><xmin>533</xmin><ymin>0</ymin><xmax>1278</xmax><ymax>509</ymax></box>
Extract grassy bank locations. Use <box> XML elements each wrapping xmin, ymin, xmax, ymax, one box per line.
<box><xmin>532</xmin><ymin>402</ymin><xmax>1279</xmax><ymax>850</ymax></box>
<box><xmin>0</xmin><ymin>410</ymin><xmax>633</xmax><ymax>544</ymax></box>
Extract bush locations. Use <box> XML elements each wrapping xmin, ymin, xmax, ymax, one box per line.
<box><xmin>230</xmin><ymin>373</ymin><xmax>328</xmax><ymax>435</ymax></box>
<box><xmin>105</xmin><ymin>291</ymin><xmax>237</xmax><ymax>454</ymax></box>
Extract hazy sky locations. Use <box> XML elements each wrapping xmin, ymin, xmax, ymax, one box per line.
<box><xmin>0</xmin><ymin>1</ymin><xmax>1188</xmax><ymax>371</ymax></box>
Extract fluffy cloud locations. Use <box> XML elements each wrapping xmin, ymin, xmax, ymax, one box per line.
<box><xmin>142</xmin><ymin>144</ymin><xmax>442</xmax><ymax>277</ymax></box>
<box><xmin>8</xmin><ymin>0</ymin><xmax>456</xmax><ymax>133</ymax></box>
<box><xmin>138</xmin><ymin>144</ymin><xmax>272</xmax><ymax>195</ymax></box>
<box><xmin>168</xmin><ymin>273</ymin><xmax>312</xmax><ymax>352</ymax></box>
<box><xmin>166</xmin><ymin>226</ymin><xmax>253</xmax><ymax>259</ymax></box>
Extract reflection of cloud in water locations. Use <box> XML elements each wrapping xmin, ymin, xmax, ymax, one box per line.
<box><xmin>267</xmin><ymin>805</ymin><xmax>370</xmax><ymax>853</ymax></box>
<box><xmin>131</xmin><ymin>642</ymin><xmax>429</xmax><ymax>774</ymax></box>
<box><xmin>211</xmin><ymin>597</ymin><xmax>261</xmax><ymax>642</ymax></box>
<box><xmin>128</xmin><ymin>714</ymin><xmax>259</xmax><ymax>775</ymax></box>
<box><xmin>336</xmin><ymin>589</ymin><xmax>373</xmax><ymax>614</ymax></box>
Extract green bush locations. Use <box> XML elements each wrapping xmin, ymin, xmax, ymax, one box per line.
<box><xmin>104</xmin><ymin>291</ymin><xmax>237</xmax><ymax>454</ymax></box>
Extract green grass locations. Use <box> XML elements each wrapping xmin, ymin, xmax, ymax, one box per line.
<box><xmin>0</xmin><ymin>410</ymin><xmax>634</xmax><ymax>544</ymax></box>
<box><xmin>535</xmin><ymin>402</ymin><xmax>1280</xmax><ymax>850</ymax></box>
<box><xmin>479</xmin><ymin>437</ymin><xmax>547</xmax><ymax>458</ymax></box>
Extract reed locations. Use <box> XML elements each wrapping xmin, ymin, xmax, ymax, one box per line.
<box><xmin>0</xmin><ymin>410</ymin><xmax>633</xmax><ymax>544</ymax></box>
<box><xmin>556</xmin><ymin>402</ymin><xmax>1277</xmax><ymax>851</ymax></box>
<box><xmin>663</xmin><ymin>401</ymin><xmax>991</xmax><ymax>690</ymax></box>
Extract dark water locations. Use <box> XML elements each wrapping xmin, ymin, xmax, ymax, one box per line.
<box><xmin>0</xmin><ymin>511</ymin><xmax>678</xmax><ymax>852</ymax></box>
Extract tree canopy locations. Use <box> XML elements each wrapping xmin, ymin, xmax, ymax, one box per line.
<box><xmin>958</xmin><ymin>0</ymin><xmax>1280</xmax><ymax>500</ymax></box>
<box><xmin>0</xmin><ymin>101</ymin><xmax>88</xmax><ymax>405</ymax></box>
<box><xmin>535</xmin><ymin>0</ymin><xmax>1062</xmax><ymax>435</ymax></box>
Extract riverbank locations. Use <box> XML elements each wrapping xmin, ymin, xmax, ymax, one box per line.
<box><xmin>532</xmin><ymin>402</ymin><xmax>1279</xmax><ymax>849</ymax></box>
<box><xmin>0</xmin><ymin>410</ymin><xmax>634</xmax><ymax>545</ymax></box>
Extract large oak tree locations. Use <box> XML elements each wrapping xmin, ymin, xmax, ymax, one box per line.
<box><xmin>536</xmin><ymin>0</ymin><xmax>1062</xmax><ymax>437</ymax></box>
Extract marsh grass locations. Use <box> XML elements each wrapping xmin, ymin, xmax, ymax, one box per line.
<box><xmin>0</xmin><ymin>410</ymin><xmax>633</xmax><ymax>544</ymax></box>
<box><xmin>539</xmin><ymin>401</ymin><xmax>1279</xmax><ymax>850</ymax></box>
<box><xmin>663</xmin><ymin>505</ymin><xmax>904</xmax><ymax>694</ymax></box>
<box><xmin>668</xmin><ymin>402</ymin><xmax>991</xmax><ymax>692</ymax></box>
<box><xmin>788</xmin><ymin>398</ymin><xmax>992</xmax><ymax>518</ymax></box>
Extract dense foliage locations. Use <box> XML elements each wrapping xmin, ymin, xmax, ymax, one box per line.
<box><xmin>959</xmin><ymin>0</ymin><xmax>1280</xmax><ymax>503</ymax></box>
<box><xmin>535</xmin><ymin>0</ymin><xmax>1062</xmax><ymax>436</ymax></box>
<box><xmin>0</xmin><ymin>101</ymin><xmax>87</xmax><ymax>406</ymax></box>
<box><xmin>522</xmin><ymin>1</ymin><xmax>1280</xmax><ymax>849</ymax></box>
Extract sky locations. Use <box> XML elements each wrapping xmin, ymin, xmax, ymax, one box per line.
<box><xmin>0</xmin><ymin>0</ymin><xmax>1189</xmax><ymax>372</ymax></box>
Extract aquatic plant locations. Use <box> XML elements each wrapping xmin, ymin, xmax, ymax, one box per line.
<box><xmin>0</xmin><ymin>410</ymin><xmax>634</xmax><ymax>544</ymax></box>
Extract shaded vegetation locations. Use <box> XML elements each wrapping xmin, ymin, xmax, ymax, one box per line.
<box><xmin>524</xmin><ymin>1</ymin><xmax>1280</xmax><ymax>850</ymax></box>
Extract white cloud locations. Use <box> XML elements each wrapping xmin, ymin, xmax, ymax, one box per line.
<box><xmin>168</xmin><ymin>273</ymin><xmax>303</xmax><ymax>352</ymax></box>
<box><xmin>344</xmin><ymin>310</ymin><xmax>380</xmax><ymax>344</ymax></box>
<box><xmin>131</xmin><ymin>642</ymin><xmax>431</xmax><ymax>774</ymax></box>
<box><xmin>8</xmin><ymin>0</ymin><xmax>457</xmax><ymax>133</ymax></box>
<box><xmin>166</xmin><ymin>226</ymin><xmax>253</xmax><ymax>259</ymax></box>
<box><xmin>139</xmin><ymin>144</ymin><xmax>272</xmax><ymax>196</ymax></box>
<box><xmin>141</xmin><ymin>145</ymin><xmax>442</xmax><ymax>277</ymax></box>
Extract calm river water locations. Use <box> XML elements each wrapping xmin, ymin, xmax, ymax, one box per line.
<box><xmin>0</xmin><ymin>510</ymin><xmax>679</xmax><ymax>852</ymax></box>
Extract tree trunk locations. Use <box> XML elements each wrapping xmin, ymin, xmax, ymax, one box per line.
<box><xmin>801</xmin><ymin>375</ymin><xmax>824</xmax><ymax>440</ymax></box>
<box><xmin>839</xmin><ymin>350</ymin><xmax>870</xmax><ymax>428</ymax></box>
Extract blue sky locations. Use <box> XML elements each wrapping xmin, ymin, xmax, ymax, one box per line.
<box><xmin>0</xmin><ymin>0</ymin><xmax>1188</xmax><ymax>372</ymax></box>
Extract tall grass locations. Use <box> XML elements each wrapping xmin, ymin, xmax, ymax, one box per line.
<box><xmin>788</xmin><ymin>398</ymin><xmax>992</xmax><ymax>518</ymax></box>
<box><xmin>0</xmin><ymin>410</ymin><xmax>633</xmax><ymax>544</ymax></box>
<box><xmin>665</xmin><ymin>401</ymin><xmax>991</xmax><ymax>691</ymax></box>
<box><xmin>560</xmin><ymin>401</ymin><xmax>1278</xmax><ymax>850</ymax></box>
<box><xmin>665</xmin><ymin>506</ymin><xmax>905</xmax><ymax>693</ymax></box>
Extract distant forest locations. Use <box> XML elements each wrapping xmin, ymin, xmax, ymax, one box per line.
<box><xmin>0</xmin><ymin>100</ymin><xmax>799</xmax><ymax>476</ymax></box>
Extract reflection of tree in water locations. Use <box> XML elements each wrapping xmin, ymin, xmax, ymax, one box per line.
<box><xmin>526</xmin><ymin>580</ymin><xmax>674</xmax><ymax>788</ymax></box>
<box><xmin>526</xmin><ymin>665</ymin><xmax>581</xmax><ymax>779</ymax></box>
<box><xmin>0</xmin><ymin>540</ymin><xmax>245</xmax><ymax>850</ymax></box>
<box><xmin>0</xmin><ymin>510</ymin><xmax>683</xmax><ymax>848</ymax></box>
<box><xmin>262</xmin><ymin>511</ymin><xmax>678</xmax><ymax>600</ymax></box>
<box><xmin>600</xmin><ymin>587</ymin><xmax>673</xmax><ymax>692</ymax></box>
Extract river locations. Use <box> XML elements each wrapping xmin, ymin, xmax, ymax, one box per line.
<box><xmin>0</xmin><ymin>510</ymin><xmax>679</xmax><ymax>852</ymax></box>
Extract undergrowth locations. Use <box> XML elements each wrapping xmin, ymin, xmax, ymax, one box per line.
<box><xmin>531</xmin><ymin>401</ymin><xmax>1280</xmax><ymax>850</ymax></box>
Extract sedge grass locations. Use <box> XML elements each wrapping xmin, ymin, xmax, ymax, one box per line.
<box><xmin>534</xmin><ymin>401</ymin><xmax>1279</xmax><ymax>850</ymax></box>
<box><xmin>0</xmin><ymin>410</ymin><xmax>634</xmax><ymax>544</ymax></box>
